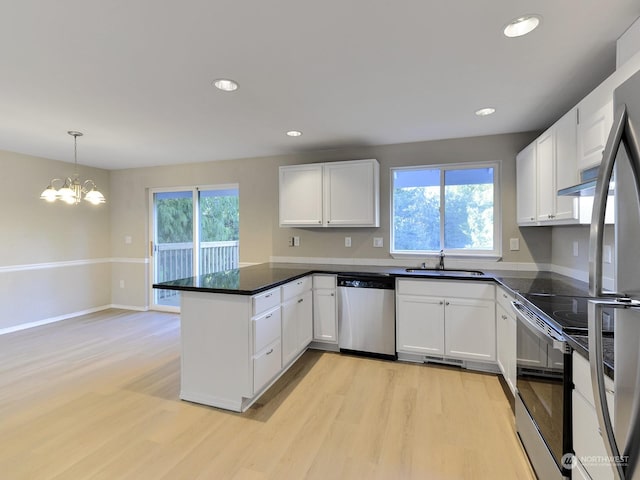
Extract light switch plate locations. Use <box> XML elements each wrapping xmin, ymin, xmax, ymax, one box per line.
<box><xmin>509</xmin><ymin>238</ymin><xmax>519</xmax><ymax>251</ymax></box>
<box><xmin>345</xmin><ymin>237</ymin><xmax>352</xmax><ymax>247</ymax></box>
<box><xmin>373</xmin><ymin>237</ymin><xmax>383</xmax><ymax>248</ymax></box>
<box><xmin>124</xmin><ymin>235</ymin><xmax>132</xmax><ymax>245</ymax></box>
<box><xmin>293</xmin><ymin>236</ymin><xmax>300</xmax><ymax>247</ymax></box>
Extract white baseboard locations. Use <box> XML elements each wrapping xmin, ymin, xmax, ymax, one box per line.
<box><xmin>0</xmin><ymin>304</ymin><xmax>149</xmax><ymax>336</ymax></box>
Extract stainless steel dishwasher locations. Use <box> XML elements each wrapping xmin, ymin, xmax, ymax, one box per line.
<box><xmin>337</xmin><ymin>274</ymin><xmax>396</xmax><ymax>360</ymax></box>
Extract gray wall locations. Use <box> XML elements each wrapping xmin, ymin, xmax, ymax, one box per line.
<box><xmin>0</xmin><ymin>149</ymin><xmax>111</xmax><ymax>330</ymax></box>
<box><xmin>3</xmin><ymin>131</ymin><xmax>557</xmax><ymax>327</ymax></box>
<box><xmin>109</xmin><ymin>131</ymin><xmax>549</xmax><ymax>309</ymax></box>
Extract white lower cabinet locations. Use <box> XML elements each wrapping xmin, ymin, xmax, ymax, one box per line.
<box><xmin>312</xmin><ymin>274</ymin><xmax>338</xmax><ymax>343</ymax></box>
<box><xmin>179</xmin><ymin>276</ymin><xmax>314</xmax><ymax>413</ymax></box>
<box><xmin>496</xmin><ymin>287</ymin><xmax>516</xmax><ymax>395</ymax></box>
<box><xmin>572</xmin><ymin>352</ymin><xmax>615</xmax><ymax>480</ymax></box>
<box><xmin>396</xmin><ymin>294</ymin><xmax>445</xmax><ymax>355</ymax></box>
<box><xmin>281</xmin><ymin>278</ymin><xmax>313</xmax><ymax>366</ymax></box>
<box><xmin>396</xmin><ymin>279</ymin><xmax>495</xmax><ymax>364</ymax></box>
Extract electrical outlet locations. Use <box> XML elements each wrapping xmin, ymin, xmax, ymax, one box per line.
<box><xmin>345</xmin><ymin>237</ymin><xmax>352</xmax><ymax>247</ymax></box>
<box><xmin>293</xmin><ymin>236</ymin><xmax>300</xmax><ymax>247</ymax></box>
<box><xmin>119</xmin><ymin>280</ymin><xmax>125</xmax><ymax>289</ymax></box>
<box><xmin>373</xmin><ymin>237</ymin><xmax>383</xmax><ymax>248</ymax></box>
<box><xmin>604</xmin><ymin>245</ymin><xmax>613</xmax><ymax>264</ymax></box>
<box><xmin>509</xmin><ymin>238</ymin><xmax>519</xmax><ymax>251</ymax></box>
<box><xmin>573</xmin><ymin>241</ymin><xmax>579</xmax><ymax>257</ymax></box>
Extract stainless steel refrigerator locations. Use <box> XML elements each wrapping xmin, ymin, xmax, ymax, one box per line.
<box><xmin>588</xmin><ymin>68</ymin><xmax>640</xmax><ymax>479</ymax></box>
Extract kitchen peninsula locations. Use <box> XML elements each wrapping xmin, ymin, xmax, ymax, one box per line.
<box><xmin>154</xmin><ymin>262</ymin><xmax>611</xmax><ymax>412</ymax></box>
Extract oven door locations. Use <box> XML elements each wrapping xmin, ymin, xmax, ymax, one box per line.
<box><xmin>514</xmin><ymin>302</ymin><xmax>571</xmax><ymax>478</ymax></box>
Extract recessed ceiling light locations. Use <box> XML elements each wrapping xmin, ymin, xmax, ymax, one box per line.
<box><xmin>213</xmin><ymin>78</ymin><xmax>239</xmax><ymax>92</ymax></box>
<box><xmin>475</xmin><ymin>107</ymin><xmax>496</xmax><ymax>117</ymax></box>
<box><xmin>286</xmin><ymin>130</ymin><xmax>303</xmax><ymax>137</ymax></box>
<box><xmin>503</xmin><ymin>14</ymin><xmax>541</xmax><ymax>38</ymax></box>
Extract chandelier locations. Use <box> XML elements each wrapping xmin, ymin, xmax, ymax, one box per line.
<box><xmin>40</xmin><ymin>131</ymin><xmax>106</xmax><ymax>205</ymax></box>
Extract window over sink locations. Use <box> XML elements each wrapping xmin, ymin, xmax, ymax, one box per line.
<box><xmin>391</xmin><ymin>162</ymin><xmax>500</xmax><ymax>258</ymax></box>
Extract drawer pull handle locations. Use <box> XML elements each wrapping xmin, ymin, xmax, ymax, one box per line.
<box><xmin>502</xmin><ymin>315</ymin><xmax>508</xmax><ymax>320</ymax></box>
<box><xmin>266</xmin><ymin>314</ymin><xmax>272</xmax><ymax>319</ymax></box>
<box><xmin>266</xmin><ymin>348</ymin><xmax>274</xmax><ymax>355</ymax></box>
<box><xmin>297</xmin><ymin>281</ymin><xmax>303</xmax><ymax>285</ymax></box>
<box><xmin>265</xmin><ymin>293</ymin><xmax>272</xmax><ymax>298</ymax></box>
<box><xmin>298</xmin><ymin>298</ymin><xmax>304</xmax><ymax>303</ymax></box>
<box><xmin>503</xmin><ymin>294</ymin><xmax>508</xmax><ymax>299</ymax></box>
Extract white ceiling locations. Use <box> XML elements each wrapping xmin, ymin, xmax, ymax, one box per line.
<box><xmin>1</xmin><ymin>1</ymin><xmax>638</xmax><ymax>170</ymax></box>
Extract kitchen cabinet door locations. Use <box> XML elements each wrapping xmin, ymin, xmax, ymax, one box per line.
<box><xmin>577</xmin><ymin>94</ymin><xmax>613</xmax><ymax>172</ymax></box>
<box><xmin>396</xmin><ymin>295</ymin><xmax>445</xmax><ymax>355</ymax></box>
<box><xmin>445</xmin><ymin>298</ymin><xmax>496</xmax><ymax>362</ymax></box>
<box><xmin>313</xmin><ymin>288</ymin><xmax>337</xmax><ymax>343</ymax></box>
<box><xmin>554</xmin><ymin>108</ymin><xmax>579</xmax><ymax>221</ymax></box>
<box><xmin>324</xmin><ymin>159</ymin><xmax>380</xmax><ymax>227</ymax></box>
<box><xmin>281</xmin><ymin>291</ymin><xmax>312</xmax><ymax>366</ymax></box>
<box><xmin>297</xmin><ymin>290</ymin><xmax>313</xmax><ymax>350</ymax></box>
<box><xmin>536</xmin><ymin>128</ymin><xmax>555</xmax><ymax>222</ymax></box>
<box><xmin>496</xmin><ymin>303</ymin><xmax>516</xmax><ymax>395</ymax></box>
<box><xmin>279</xmin><ymin>164</ymin><xmax>323</xmax><ymax>226</ymax></box>
<box><xmin>516</xmin><ymin>142</ymin><xmax>537</xmax><ymax>225</ymax></box>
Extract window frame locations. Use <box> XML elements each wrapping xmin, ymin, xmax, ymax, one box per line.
<box><xmin>390</xmin><ymin>161</ymin><xmax>502</xmax><ymax>260</ymax></box>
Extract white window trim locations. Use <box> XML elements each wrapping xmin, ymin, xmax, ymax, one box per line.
<box><xmin>389</xmin><ymin>161</ymin><xmax>502</xmax><ymax>260</ymax></box>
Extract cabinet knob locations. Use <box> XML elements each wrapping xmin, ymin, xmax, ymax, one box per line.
<box><xmin>530</xmin><ymin>217</ymin><xmax>534</xmax><ymax>221</ymax></box>
<box><xmin>318</xmin><ymin>220</ymin><xmax>322</xmax><ymax>224</ymax></box>
<box><xmin>439</xmin><ymin>301</ymin><xmax>444</xmax><ymax>305</ymax></box>
<box><xmin>330</xmin><ymin>293</ymin><xmax>334</xmax><ymax>296</ymax></box>
<box><xmin>445</xmin><ymin>301</ymin><xmax>450</xmax><ymax>306</ymax></box>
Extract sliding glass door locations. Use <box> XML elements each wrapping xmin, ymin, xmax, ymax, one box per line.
<box><xmin>150</xmin><ymin>185</ymin><xmax>239</xmax><ymax>310</ymax></box>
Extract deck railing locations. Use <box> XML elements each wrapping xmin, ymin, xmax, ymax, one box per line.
<box><xmin>156</xmin><ymin>240</ymin><xmax>239</xmax><ymax>301</ymax></box>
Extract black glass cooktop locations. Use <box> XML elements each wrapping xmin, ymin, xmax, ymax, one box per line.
<box><xmin>521</xmin><ymin>293</ymin><xmax>615</xmax><ymax>334</ymax></box>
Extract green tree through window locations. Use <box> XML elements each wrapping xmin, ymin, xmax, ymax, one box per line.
<box><xmin>392</xmin><ymin>165</ymin><xmax>498</xmax><ymax>255</ymax></box>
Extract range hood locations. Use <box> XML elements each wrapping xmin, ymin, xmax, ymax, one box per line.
<box><xmin>558</xmin><ymin>166</ymin><xmax>615</xmax><ymax>197</ymax></box>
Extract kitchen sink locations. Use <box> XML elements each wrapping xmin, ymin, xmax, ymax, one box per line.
<box><xmin>404</xmin><ymin>268</ymin><xmax>485</xmax><ymax>276</ymax></box>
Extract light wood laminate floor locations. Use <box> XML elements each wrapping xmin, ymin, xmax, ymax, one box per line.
<box><xmin>0</xmin><ymin>309</ymin><xmax>536</xmax><ymax>479</ymax></box>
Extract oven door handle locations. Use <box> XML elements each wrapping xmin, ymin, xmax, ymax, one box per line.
<box><xmin>511</xmin><ymin>301</ymin><xmax>565</xmax><ymax>347</ymax></box>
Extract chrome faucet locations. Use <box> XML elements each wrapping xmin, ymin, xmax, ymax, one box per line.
<box><xmin>438</xmin><ymin>249</ymin><xmax>445</xmax><ymax>270</ymax></box>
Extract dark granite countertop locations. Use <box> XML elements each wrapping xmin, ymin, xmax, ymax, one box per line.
<box><xmin>154</xmin><ymin>261</ymin><xmax>613</xmax><ymax>375</ymax></box>
<box><xmin>567</xmin><ymin>335</ymin><xmax>615</xmax><ymax>379</ymax></box>
<box><xmin>153</xmin><ymin>262</ymin><xmax>583</xmax><ymax>296</ymax></box>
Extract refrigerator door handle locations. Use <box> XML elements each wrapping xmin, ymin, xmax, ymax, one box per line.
<box><xmin>588</xmin><ymin>301</ymin><xmax>626</xmax><ymax>479</ymax></box>
<box><xmin>589</xmin><ymin>104</ymin><xmax>626</xmax><ymax>298</ymax></box>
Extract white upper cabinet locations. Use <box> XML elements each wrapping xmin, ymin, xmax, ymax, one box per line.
<box><xmin>554</xmin><ymin>108</ymin><xmax>579</xmax><ymax>221</ymax></box>
<box><xmin>535</xmin><ymin>128</ymin><xmax>555</xmax><ymax>222</ymax></box>
<box><xmin>279</xmin><ymin>159</ymin><xmax>380</xmax><ymax>227</ymax></box>
<box><xmin>577</xmin><ymin>85</ymin><xmax>614</xmax><ymax>172</ymax></box>
<box><xmin>279</xmin><ymin>164</ymin><xmax>324</xmax><ymax>226</ymax></box>
<box><xmin>517</xmin><ymin>108</ymin><xmax>579</xmax><ymax>226</ymax></box>
<box><xmin>516</xmin><ymin>142</ymin><xmax>537</xmax><ymax>225</ymax></box>
<box><xmin>324</xmin><ymin>160</ymin><xmax>379</xmax><ymax>226</ymax></box>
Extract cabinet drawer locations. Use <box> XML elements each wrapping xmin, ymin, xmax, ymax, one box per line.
<box><xmin>253</xmin><ymin>340</ymin><xmax>282</xmax><ymax>393</ymax></box>
<box><xmin>573</xmin><ymin>389</ymin><xmax>616</xmax><ymax>480</ymax></box>
<box><xmin>573</xmin><ymin>352</ymin><xmax>614</xmax><ymax>408</ymax></box>
<box><xmin>397</xmin><ymin>279</ymin><xmax>494</xmax><ymax>300</ymax></box>
<box><xmin>252</xmin><ymin>287</ymin><xmax>281</xmax><ymax>316</ymax></box>
<box><xmin>313</xmin><ymin>274</ymin><xmax>336</xmax><ymax>289</ymax></box>
<box><xmin>253</xmin><ymin>307</ymin><xmax>281</xmax><ymax>353</ymax></box>
<box><xmin>496</xmin><ymin>286</ymin><xmax>516</xmax><ymax>312</ymax></box>
<box><xmin>282</xmin><ymin>276</ymin><xmax>312</xmax><ymax>301</ymax></box>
